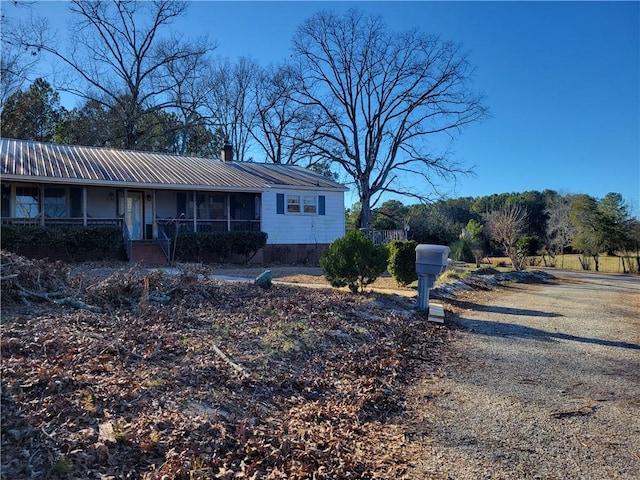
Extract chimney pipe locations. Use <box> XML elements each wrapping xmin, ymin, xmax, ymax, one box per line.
<box><xmin>221</xmin><ymin>141</ymin><xmax>233</xmax><ymax>162</ymax></box>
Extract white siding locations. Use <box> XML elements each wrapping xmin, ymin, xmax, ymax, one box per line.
<box><xmin>261</xmin><ymin>190</ymin><xmax>345</xmax><ymax>244</ymax></box>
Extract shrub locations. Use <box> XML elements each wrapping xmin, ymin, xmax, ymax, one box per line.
<box><xmin>174</xmin><ymin>231</ymin><xmax>267</xmax><ymax>264</ymax></box>
<box><xmin>387</xmin><ymin>240</ymin><xmax>418</xmax><ymax>286</ymax></box>
<box><xmin>450</xmin><ymin>238</ymin><xmax>475</xmax><ymax>263</ymax></box>
<box><xmin>0</xmin><ymin>224</ymin><xmax>124</xmax><ymax>261</ymax></box>
<box><xmin>320</xmin><ymin>230</ymin><xmax>389</xmax><ymax>293</ymax></box>
<box><xmin>232</xmin><ymin>231</ymin><xmax>268</xmax><ymax>263</ymax></box>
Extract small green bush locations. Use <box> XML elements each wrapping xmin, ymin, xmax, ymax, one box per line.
<box><xmin>387</xmin><ymin>239</ymin><xmax>418</xmax><ymax>286</ymax></box>
<box><xmin>320</xmin><ymin>230</ymin><xmax>389</xmax><ymax>294</ymax></box>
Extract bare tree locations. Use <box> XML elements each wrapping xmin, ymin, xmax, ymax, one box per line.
<box><xmin>251</xmin><ymin>64</ymin><xmax>329</xmax><ymax>169</ymax></box>
<box><xmin>544</xmin><ymin>193</ymin><xmax>576</xmax><ymax>267</ymax></box>
<box><xmin>161</xmin><ymin>48</ymin><xmax>219</xmax><ymax>156</ymax></box>
<box><xmin>17</xmin><ymin>0</ymin><xmax>211</xmax><ymax>150</ymax></box>
<box><xmin>484</xmin><ymin>204</ymin><xmax>528</xmax><ymax>271</ymax></box>
<box><xmin>0</xmin><ymin>2</ymin><xmax>46</xmax><ymax>107</ymax></box>
<box><xmin>291</xmin><ymin>9</ymin><xmax>486</xmax><ymax>228</ymax></box>
<box><xmin>202</xmin><ymin>57</ymin><xmax>259</xmax><ymax>161</ymax></box>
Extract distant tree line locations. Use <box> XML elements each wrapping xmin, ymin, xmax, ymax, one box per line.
<box><xmin>1</xmin><ymin>2</ymin><xmax>486</xmax><ymax>229</ymax></box>
<box><xmin>347</xmin><ymin>191</ymin><xmax>639</xmax><ymax>272</ymax></box>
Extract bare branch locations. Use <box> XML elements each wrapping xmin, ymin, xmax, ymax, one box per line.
<box><xmin>290</xmin><ymin>8</ymin><xmax>487</xmax><ymax>228</ymax></box>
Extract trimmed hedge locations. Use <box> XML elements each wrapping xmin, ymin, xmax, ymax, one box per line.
<box><xmin>0</xmin><ymin>224</ymin><xmax>125</xmax><ymax>261</ymax></box>
<box><xmin>173</xmin><ymin>231</ymin><xmax>268</xmax><ymax>263</ymax></box>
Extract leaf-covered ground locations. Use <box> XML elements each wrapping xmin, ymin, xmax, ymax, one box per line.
<box><xmin>1</xmin><ymin>253</ymin><xmax>450</xmax><ymax>479</ymax></box>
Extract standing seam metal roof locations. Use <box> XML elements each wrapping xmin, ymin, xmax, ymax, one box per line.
<box><xmin>0</xmin><ymin>138</ymin><xmax>346</xmax><ymax>191</ymax></box>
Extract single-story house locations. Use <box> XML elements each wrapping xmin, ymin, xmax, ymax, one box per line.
<box><xmin>0</xmin><ymin>138</ymin><xmax>347</xmax><ymax>263</ymax></box>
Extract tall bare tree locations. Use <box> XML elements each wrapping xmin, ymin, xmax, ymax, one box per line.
<box><xmin>291</xmin><ymin>9</ymin><xmax>486</xmax><ymax>228</ymax></box>
<box><xmin>202</xmin><ymin>57</ymin><xmax>259</xmax><ymax>161</ymax></box>
<box><xmin>251</xmin><ymin>64</ymin><xmax>329</xmax><ymax>169</ymax></box>
<box><xmin>484</xmin><ymin>204</ymin><xmax>528</xmax><ymax>271</ymax></box>
<box><xmin>17</xmin><ymin>0</ymin><xmax>211</xmax><ymax>150</ymax></box>
<box><xmin>0</xmin><ymin>2</ymin><xmax>46</xmax><ymax>107</ymax></box>
<box><xmin>160</xmin><ymin>45</ymin><xmax>219</xmax><ymax>156</ymax></box>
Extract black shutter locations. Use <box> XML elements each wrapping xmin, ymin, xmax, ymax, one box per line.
<box><xmin>318</xmin><ymin>195</ymin><xmax>326</xmax><ymax>215</ymax></box>
<box><xmin>276</xmin><ymin>193</ymin><xmax>284</xmax><ymax>214</ymax></box>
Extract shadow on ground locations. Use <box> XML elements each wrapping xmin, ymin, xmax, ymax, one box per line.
<box><xmin>450</xmin><ymin>313</ymin><xmax>640</xmax><ymax>351</ymax></box>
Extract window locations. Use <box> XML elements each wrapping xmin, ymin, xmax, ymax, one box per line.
<box><xmin>277</xmin><ymin>193</ymin><xmax>325</xmax><ymax>215</ymax></box>
<box><xmin>15</xmin><ymin>187</ymin><xmax>39</xmax><ymax>218</ymax></box>
<box><xmin>287</xmin><ymin>195</ymin><xmax>301</xmax><ymax>213</ymax></box>
<box><xmin>303</xmin><ymin>195</ymin><xmax>317</xmax><ymax>214</ymax></box>
<box><xmin>44</xmin><ymin>188</ymin><xmax>66</xmax><ymax>218</ymax></box>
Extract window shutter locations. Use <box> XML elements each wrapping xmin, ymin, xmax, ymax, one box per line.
<box><xmin>276</xmin><ymin>193</ymin><xmax>284</xmax><ymax>214</ymax></box>
<box><xmin>318</xmin><ymin>195</ymin><xmax>326</xmax><ymax>216</ymax></box>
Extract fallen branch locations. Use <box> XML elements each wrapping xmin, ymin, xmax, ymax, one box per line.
<box><xmin>17</xmin><ymin>284</ymin><xmax>102</xmax><ymax>313</ymax></box>
<box><xmin>211</xmin><ymin>343</ymin><xmax>250</xmax><ymax>379</ymax></box>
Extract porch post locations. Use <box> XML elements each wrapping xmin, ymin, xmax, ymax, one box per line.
<box><xmin>226</xmin><ymin>193</ymin><xmax>231</xmax><ymax>232</ymax></box>
<box><xmin>152</xmin><ymin>190</ymin><xmax>156</xmax><ymax>239</ymax></box>
<box><xmin>192</xmin><ymin>191</ymin><xmax>197</xmax><ymax>232</ymax></box>
<box><xmin>82</xmin><ymin>186</ymin><xmax>87</xmax><ymax>226</ymax></box>
<box><xmin>39</xmin><ymin>185</ymin><xmax>45</xmax><ymax>226</ymax></box>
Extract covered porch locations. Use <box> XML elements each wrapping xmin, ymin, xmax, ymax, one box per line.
<box><xmin>1</xmin><ymin>182</ymin><xmax>262</xmax><ymax>261</ymax></box>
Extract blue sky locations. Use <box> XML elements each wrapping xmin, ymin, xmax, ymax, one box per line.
<box><xmin>6</xmin><ymin>1</ymin><xmax>640</xmax><ymax>213</ymax></box>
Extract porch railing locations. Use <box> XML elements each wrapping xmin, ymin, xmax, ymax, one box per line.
<box><xmin>361</xmin><ymin>229</ymin><xmax>408</xmax><ymax>245</ymax></box>
<box><xmin>156</xmin><ymin>219</ymin><xmax>261</xmax><ymax>235</ymax></box>
<box><xmin>1</xmin><ymin>217</ymin><xmax>123</xmax><ymax>227</ymax></box>
<box><xmin>156</xmin><ymin>222</ymin><xmax>172</xmax><ymax>263</ymax></box>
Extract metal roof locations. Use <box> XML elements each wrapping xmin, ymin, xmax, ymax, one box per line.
<box><xmin>0</xmin><ymin>138</ymin><xmax>346</xmax><ymax>192</ymax></box>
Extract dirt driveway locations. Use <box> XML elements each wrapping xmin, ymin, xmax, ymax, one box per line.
<box><xmin>405</xmin><ymin>272</ymin><xmax>640</xmax><ymax>479</ymax></box>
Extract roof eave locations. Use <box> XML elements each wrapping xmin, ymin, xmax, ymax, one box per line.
<box><xmin>0</xmin><ymin>175</ymin><xmax>266</xmax><ymax>192</ymax></box>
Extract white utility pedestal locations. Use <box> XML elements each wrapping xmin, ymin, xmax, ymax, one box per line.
<box><xmin>415</xmin><ymin>244</ymin><xmax>450</xmax><ymax>317</ymax></box>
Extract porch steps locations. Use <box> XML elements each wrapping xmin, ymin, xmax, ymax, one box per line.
<box><xmin>130</xmin><ymin>241</ymin><xmax>168</xmax><ymax>266</ymax></box>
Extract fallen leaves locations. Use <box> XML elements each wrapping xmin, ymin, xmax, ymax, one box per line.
<box><xmin>1</xmin><ymin>254</ymin><xmax>452</xmax><ymax>479</ymax></box>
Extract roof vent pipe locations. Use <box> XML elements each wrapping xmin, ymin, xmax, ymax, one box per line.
<box><xmin>221</xmin><ymin>141</ymin><xmax>233</xmax><ymax>162</ymax></box>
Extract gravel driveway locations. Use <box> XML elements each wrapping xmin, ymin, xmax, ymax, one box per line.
<box><xmin>406</xmin><ymin>272</ymin><xmax>640</xmax><ymax>479</ymax></box>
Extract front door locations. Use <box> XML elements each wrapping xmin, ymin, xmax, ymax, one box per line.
<box><xmin>125</xmin><ymin>192</ymin><xmax>143</xmax><ymax>240</ymax></box>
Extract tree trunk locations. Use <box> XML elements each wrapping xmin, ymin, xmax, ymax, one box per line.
<box><xmin>358</xmin><ymin>199</ymin><xmax>372</xmax><ymax>231</ymax></box>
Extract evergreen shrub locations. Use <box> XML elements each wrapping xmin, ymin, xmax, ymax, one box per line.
<box><xmin>320</xmin><ymin>230</ymin><xmax>388</xmax><ymax>293</ymax></box>
<box><xmin>387</xmin><ymin>239</ymin><xmax>418</xmax><ymax>286</ymax></box>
